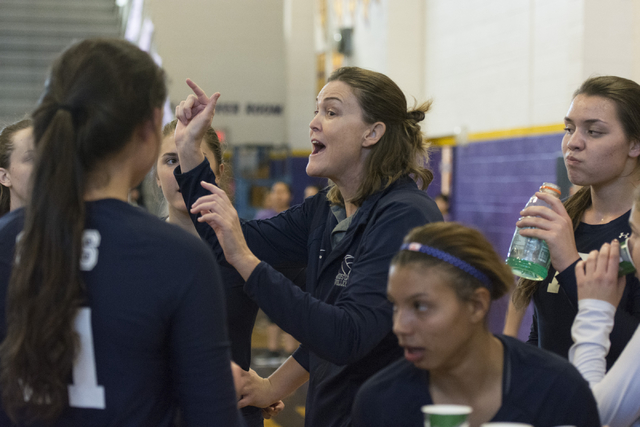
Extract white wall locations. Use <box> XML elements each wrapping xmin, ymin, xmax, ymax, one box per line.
<box><xmin>528</xmin><ymin>0</ymin><xmax>584</xmax><ymax>126</ymax></box>
<box><xmin>583</xmin><ymin>0</ymin><xmax>634</xmax><ymax>79</ymax></box>
<box><xmin>284</xmin><ymin>0</ymin><xmax>316</xmax><ymax>151</ymax></box>
<box><xmin>349</xmin><ymin>0</ymin><xmax>388</xmax><ymax>72</ymax></box>
<box><xmin>423</xmin><ymin>0</ymin><xmax>581</xmax><ymax>136</ymax></box>
<box><xmin>148</xmin><ymin>0</ymin><xmax>640</xmax><ymax>146</ymax></box>
<box><xmin>387</xmin><ymin>0</ymin><xmax>425</xmax><ymax>104</ymax></box>
<box><xmin>423</xmin><ymin>0</ymin><xmax>640</xmax><ymax>138</ymax></box>
<box><xmin>633</xmin><ymin>1</ymin><xmax>640</xmax><ymax>80</ymax></box>
<box><xmin>149</xmin><ymin>0</ymin><xmax>286</xmax><ymax>146</ymax></box>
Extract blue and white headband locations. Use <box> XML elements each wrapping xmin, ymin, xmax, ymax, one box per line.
<box><xmin>399</xmin><ymin>242</ymin><xmax>492</xmax><ymax>290</ymax></box>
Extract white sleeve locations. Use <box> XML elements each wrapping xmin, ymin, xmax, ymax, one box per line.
<box><xmin>570</xmin><ymin>299</ymin><xmax>640</xmax><ymax>427</ymax></box>
<box><xmin>569</xmin><ymin>298</ymin><xmax>615</xmax><ymax>386</ymax></box>
<box><xmin>593</xmin><ymin>325</ymin><xmax>640</xmax><ymax>427</ymax></box>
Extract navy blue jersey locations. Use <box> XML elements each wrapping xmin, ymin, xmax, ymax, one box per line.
<box><xmin>0</xmin><ymin>199</ymin><xmax>243</xmax><ymax>427</ymax></box>
<box><xmin>530</xmin><ymin>210</ymin><xmax>640</xmax><ymax>369</ymax></box>
<box><xmin>352</xmin><ymin>335</ymin><xmax>600</xmax><ymax>427</ymax></box>
<box><xmin>176</xmin><ymin>160</ymin><xmax>443</xmax><ymax>427</ymax></box>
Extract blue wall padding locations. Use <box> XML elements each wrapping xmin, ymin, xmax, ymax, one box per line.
<box><xmin>453</xmin><ymin>133</ymin><xmax>563</xmax><ymax>339</ymax></box>
<box><xmin>426</xmin><ymin>147</ymin><xmax>442</xmax><ymax>200</ymax></box>
<box><xmin>289</xmin><ymin>157</ymin><xmax>329</xmax><ymax>205</ymax></box>
<box><xmin>453</xmin><ymin>133</ymin><xmax>563</xmax><ymax>258</ymax></box>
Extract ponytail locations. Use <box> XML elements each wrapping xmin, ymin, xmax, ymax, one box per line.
<box><xmin>0</xmin><ymin>38</ymin><xmax>166</xmax><ymax>423</ymax></box>
<box><xmin>1</xmin><ymin>109</ymin><xmax>86</xmax><ymax>422</ymax></box>
<box><xmin>512</xmin><ymin>186</ymin><xmax>592</xmax><ymax>309</ymax></box>
<box><xmin>404</xmin><ymin>102</ymin><xmax>434</xmax><ymax>189</ymax></box>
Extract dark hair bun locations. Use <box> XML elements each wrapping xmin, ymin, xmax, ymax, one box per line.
<box><xmin>408</xmin><ymin>110</ymin><xmax>425</xmax><ymax>123</ymax></box>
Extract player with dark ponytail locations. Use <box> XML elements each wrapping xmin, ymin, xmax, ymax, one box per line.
<box><xmin>0</xmin><ymin>38</ymin><xmax>242</xmax><ymax>426</ymax></box>
<box><xmin>510</xmin><ymin>76</ymin><xmax>640</xmax><ymax>369</ymax></box>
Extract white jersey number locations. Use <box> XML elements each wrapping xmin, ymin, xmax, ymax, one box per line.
<box><xmin>68</xmin><ymin>230</ymin><xmax>105</xmax><ymax>409</ymax></box>
<box><xmin>14</xmin><ymin>229</ymin><xmax>100</xmax><ymax>270</ymax></box>
<box><xmin>68</xmin><ymin>308</ymin><xmax>105</xmax><ymax>409</ymax></box>
<box><xmin>80</xmin><ymin>230</ymin><xmax>101</xmax><ymax>271</ymax></box>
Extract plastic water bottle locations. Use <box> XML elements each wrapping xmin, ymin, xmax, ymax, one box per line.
<box><xmin>506</xmin><ymin>183</ymin><xmax>561</xmax><ymax>281</ymax></box>
<box><xmin>619</xmin><ymin>237</ymin><xmax>636</xmax><ymax>276</ymax></box>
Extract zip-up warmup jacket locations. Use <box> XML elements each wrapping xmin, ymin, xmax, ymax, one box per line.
<box><xmin>175</xmin><ymin>160</ymin><xmax>443</xmax><ymax>427</ymax></box>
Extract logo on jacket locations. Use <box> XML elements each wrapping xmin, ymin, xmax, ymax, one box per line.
<box><xmin>334</xmin><ymin>254</ymin><xmax>354</xmax><ymax>287</ymax></box>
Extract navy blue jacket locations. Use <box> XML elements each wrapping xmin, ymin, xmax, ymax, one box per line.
<box><xmin>176</xmin><ymin>160</ymin><xmax>442</xmax><ymax>427</ymax></box>
<box><xmin>353</xmin><ymin>335</ymin><xmax>600</xmax><ymax>427</ymax></box>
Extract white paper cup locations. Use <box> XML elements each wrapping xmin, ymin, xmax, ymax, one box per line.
<box><xmin>422</xmin><ymin>405</ymin><xmax>473</xmax><ymax>427</ymax></box>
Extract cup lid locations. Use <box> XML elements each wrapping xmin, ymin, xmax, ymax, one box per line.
<box><xmin>480</xmin><ymin>423</ymin><xmax>533</xmax><ymax>427</ymax></box>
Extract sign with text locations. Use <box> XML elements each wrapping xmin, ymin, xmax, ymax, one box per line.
<box><xmin>215</xmin><ymin>102</ymin><xmax>284</xmax><ymax>116</ymax></box>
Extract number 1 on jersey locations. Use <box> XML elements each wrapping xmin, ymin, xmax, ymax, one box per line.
<box><xmin>68</xmin><ymin>307</ymin><xmax>105</xmax><ymax>409</ymax></box>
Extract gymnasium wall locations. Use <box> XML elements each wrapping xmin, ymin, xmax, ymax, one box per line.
<box><xmin>149</xmin><ymin>0</ymin><xmax>287</xmax><ymax>146</ymax></box>
<box><xmin>147</xmin><ymin>0</ymin><xmax>640</xmax><ymax>337</ymax></box>
<box><xmin>452</xmin><ymin>132</ymin><xmax>563</xmax><ymax>258</ymax></box>
<box><xmin>423</xmin><ymin>0</ymin><xmax>640</xmax><ymax>137</ymax></box>
<box><xmin>148</xmin><ymin>0</ymin><xmax>640</xmax><ymax>225</ymax></box>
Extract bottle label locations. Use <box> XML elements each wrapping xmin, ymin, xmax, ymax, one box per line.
<box><xmin>619</xmin><ymin>238</ymin><xmax>636</xmax><ymax>277</ymax></box>
<box><xmin>506</xmin><ymin>257</ymin><xmax>549</xmax><ymax>281</ymax></box>
<box><xmin>506</xmin><ymin>228</ymin><xmax>552</xmax><ymax>280</ymax></box>
<box><xmin>505</xmin><ymin>183</ymin><xmax>561</xmax><ymax>281</ymax></box>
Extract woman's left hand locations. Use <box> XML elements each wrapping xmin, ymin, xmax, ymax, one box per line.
<box><xmin>516</xmin><ymin>192</ymin><xmax>580</xmax><ymax>273</ymax></box>
<box><xmin>190</xmin><ymin>181</ymin><xmax>260</xmax><ymax>279</ymax></box>
<box><xmin>575</xmin><ymin>240</ymin><xmax>626</xmax><ymax>308</ymax></box>
<box><xmin>262</xmin><ymin>401</ymin><xmax>285</xmax><ymax>419</ymax></box>
<box><xmin>232</xmin><ymin>362</ymin><xmax>285</xmax><ymax>417</ymax></box>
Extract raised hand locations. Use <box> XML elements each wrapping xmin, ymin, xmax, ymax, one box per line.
<box><xmin>174</xmin><ymin>79</ymin><xmax>220</xmax><ymax>172</ymax></box>
<box><xmin>516</xmin><ymin>191</ymin><xmax>579</xmax><ymax>273</ymax></box>
<box><xmin>575</xmin><ymin>240</ymin><xmax>626</xmax><ymax>309</ymax></box>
